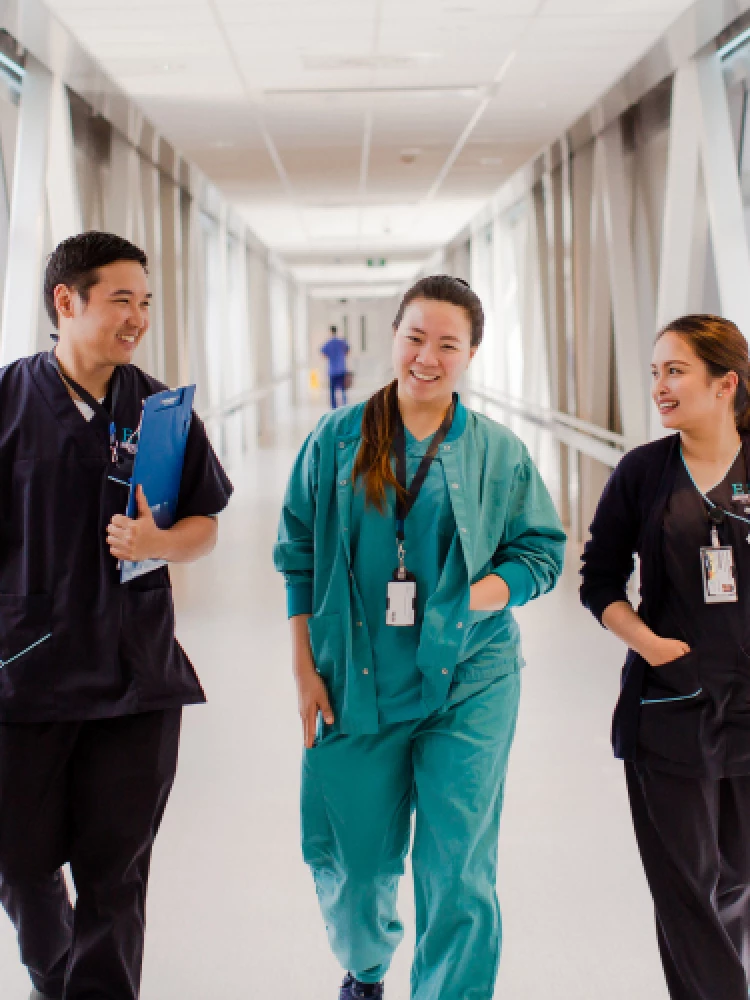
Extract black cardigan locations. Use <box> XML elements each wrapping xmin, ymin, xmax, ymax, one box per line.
<box><xmin>580</xmin><ymin>431</ymin><xmax>750</xmax><ymax>760</ymax></box>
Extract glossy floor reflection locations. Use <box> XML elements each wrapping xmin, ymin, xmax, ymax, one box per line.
<box><xmin>0</xmin><ymin>397</ymin><xmax>668</xmax><ymax>999</ymax></box>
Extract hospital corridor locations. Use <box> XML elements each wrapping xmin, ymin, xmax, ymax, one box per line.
<box><xmin>0</xmin><ymin>0</ymin><xmax>749</xmax><ymax>997</ymax></box>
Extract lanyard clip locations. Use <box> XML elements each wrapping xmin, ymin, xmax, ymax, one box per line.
<box><xmin>109</xmin><ymin>421</ymin><xmax>119</xmax><ymax>465</ymax></box>
<box><xmin>711</xmin><ymin>524</ymin><xmax>720</xmax><ymax>548</ymax></box>
<box><xmin>397</xmin><ymin>539</ymin><xmax>407</xmax><ymax>580</ymax></box>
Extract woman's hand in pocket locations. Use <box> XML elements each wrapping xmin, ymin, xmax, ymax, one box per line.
<box><xmin>469</xmin><ymin>574</ymin><xmax>510</xmax><ymax>612</ymax></box>
<box><xmin>644</xmin><ymin>636</ymin><xmax>691</xmax><ymax>668</ymax></box>
<box><xmin>295</xmin><ymin>666</ymin><xmax>334</xmax><ymax>749</ymax></box>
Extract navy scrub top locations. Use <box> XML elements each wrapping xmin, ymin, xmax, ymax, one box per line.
<box><xmin>0</xmin><ymin>352</ymin><xmax>233</xmax><ymax>724</ymax></box>
<box><xmin>639</xmin><ymin>450</ymin><xmax>750</xmax><ymax>776</ymax></box>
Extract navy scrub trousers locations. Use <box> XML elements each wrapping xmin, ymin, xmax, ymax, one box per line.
<box><xmin>0</xmin><ymin>709</ymin><xmax>181</xmax><ymax>999</ymax></box>
<box><xmin>329</xmin><ymin>372</ymin><xmax>348</xmax><ymax>409</ymax></box>
<box><xmin>626</xmin><ymin>763</ymin><xmax>750</xmax><ymax>1000</ymax></box>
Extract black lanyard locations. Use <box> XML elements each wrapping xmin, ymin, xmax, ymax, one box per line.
<box><xmin>393</xmin><ymin>397</ymin><xmax>455</xmax><ymax>545</ymax></box>
<box><xmin>47</xmin><ymin>349</ymin><xmax>121</xmax><ymax>464</ymax></box>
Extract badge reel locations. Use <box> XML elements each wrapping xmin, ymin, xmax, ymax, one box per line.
<box><xmin>700</xmin><ymin>508</ymin><xmax>738</xmax><ymax>604</ymax></box>
<box><xmin>386</xmin><ymin>540</ymin><xmax>417</xmax><ymax>627</ymax></box>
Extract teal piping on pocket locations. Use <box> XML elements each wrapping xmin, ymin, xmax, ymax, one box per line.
<box><xmin>108</xmin><ymin>476</ymin><xmax>131</xmax><ymax>487</ymax></box>
<box><xmin>0</xmin><ymin>632</ymin><xmax>53</xmax><ymax>669</ymax></box>
<box><xmin>641</xmin><ymin>687</ymin><xmax>703</xmax><ymax>705</ymax></box>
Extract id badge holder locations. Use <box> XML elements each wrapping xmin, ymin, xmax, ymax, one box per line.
<box><xmin>700</xmin><ymin>526</ymin><xmax>738</xmax><ymax>604</ymax></box>
<box><xmin>386</xmin><ymin>569</ymin><xmax>417</xmax><ymax>627</ymax></box>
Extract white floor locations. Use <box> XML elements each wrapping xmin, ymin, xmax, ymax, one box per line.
<box><xmin>0</xmin><ymin>397</ymin><xmax>669</xmax><ymax>1000</ymax></box>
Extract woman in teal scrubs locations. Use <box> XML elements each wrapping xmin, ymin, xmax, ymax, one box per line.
<box><xmin>274</xmin><ymin>275</ymin><xmax>566</xmax><ymax>1000</ymax></box>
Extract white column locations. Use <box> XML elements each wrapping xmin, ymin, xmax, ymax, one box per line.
<box><xmin>1</xmin><ymin>56</ymin><xmax>52</xmax><ymax>364</ymax></box>
<box><xmin>185</xmin><ymin>194</ymin><xmax>209</xmax><ymax>412</ymax></box>
<box><xmin>694</xmin><ymin>51</ymin><xmax>750</xmax><ymax>337</ymax></box>
<box><xmin>656</xmin><ymin>62</ymin><xmax>701</xmax><ymax>331</ymax></box>
<box><xmin>599</xmin><ymin>122</ymin><xmax>648</xmax><ymax>446</ymax></box>
<box><xmin>46</xmin><ymin>76</ymin><xmax>81</xmax><ymax>245</ymax></box>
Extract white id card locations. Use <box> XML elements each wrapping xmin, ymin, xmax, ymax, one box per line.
<box><xmin>386</xmin><ymin>580</ymin><xmax>417</xmax><ymax>627</ymax></box>
<box><xmin>700</xmin><ymin>545</ymin><xmax>738</xmax><ymax>604</ymax></box>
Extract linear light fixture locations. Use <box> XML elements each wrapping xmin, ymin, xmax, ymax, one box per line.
<box><xmin>264</xmin><ymin>85</ymin><xmax>481</xmax><ymax>99</ymax></box>
<box><xmin>718</xmin><ymin>26</ymin><xmax>750</xmax><ymax>62</ymax></box>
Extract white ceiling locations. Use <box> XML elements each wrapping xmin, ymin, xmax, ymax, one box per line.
<box><xmin>44</xmin><ymin>0</ymin><xmax>697</xmax><ymax>293</ymax></box>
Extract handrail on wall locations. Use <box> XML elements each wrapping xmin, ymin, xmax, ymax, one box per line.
<box><xmin>467</xmin><ymin>384</ymin><xmax>627</xmax><ymax>469</ymax></box>
<box><xmin>199</xmin><ymin>373</ymin><xmax>293</xmax><ymax>423</ymax></box>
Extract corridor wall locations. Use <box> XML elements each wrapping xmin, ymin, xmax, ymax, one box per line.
<box><xmin>0</xmin><ymin>5</ymin><xmax>301</xmax><ymax>466</ymax></box>
<box><xmin>446</xmin><ymin>0</ymin><xmax>750</xmax><ymax>540</ymax></box>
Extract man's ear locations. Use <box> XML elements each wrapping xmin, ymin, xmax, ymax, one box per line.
<box><xmin>53</xmin><ymin>284</ymin><xmax>76</xmax><ymax>321</ymax></box>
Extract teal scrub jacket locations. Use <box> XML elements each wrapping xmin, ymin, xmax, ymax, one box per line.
<box><xmin>273</xmin><ymin>397</ymin><xmax>567</xmax><ymax>735</ymax></box>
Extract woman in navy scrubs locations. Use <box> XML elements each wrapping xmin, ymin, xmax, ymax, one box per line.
<box><xmin>0</xmin><ymin>232</ymin><xmax>232</xmax><ymax>1000</ymax></box>
<box><xmin>581</xmin><ymin>314</ymin><xmax>750</xmax><ymax>1000</ymax></box>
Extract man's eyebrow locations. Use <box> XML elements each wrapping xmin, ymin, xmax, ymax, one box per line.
<box><xmin>109</xmin><ymin>289</ymin><xmax>153</xmax><ymax>298</ymax></box>
<box><xmin>652</xmin><ymin>358</ymin><xmax>691</xmax><ymax>366</ymax></box>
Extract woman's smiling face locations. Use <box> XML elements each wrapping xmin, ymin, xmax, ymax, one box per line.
<box><xmin>651</xmin><ymin>330</ymin><xmax>737</xmax><ymax>431</ymax></box>
<box><xmin>392</xmin><ymin>297</ymin><xmax>476</xmax><ymax>405</ymax></box>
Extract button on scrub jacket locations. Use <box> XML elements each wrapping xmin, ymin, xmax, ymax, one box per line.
<box><xmin>0</xmin><ymin>353</ymin><xmax>233</xmax><ymax>724</ymax></box>
<box><xmin>274</xmin><ymin>397</ymin><xmax>567</xmax><ymax>733</ymax></box>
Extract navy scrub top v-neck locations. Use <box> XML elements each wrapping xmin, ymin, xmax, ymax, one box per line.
<box><xmin>0</xmin><ymin>352</ymin><xmax>233</xmax><ymax>724</ymax></box>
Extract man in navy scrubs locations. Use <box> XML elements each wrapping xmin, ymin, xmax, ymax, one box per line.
<box><xmin>0</xmin><ymin>232</ymin><xmax>233</xmax><ymax>999</ymax></box>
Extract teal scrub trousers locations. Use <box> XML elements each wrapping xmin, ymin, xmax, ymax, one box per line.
<box><xmin>300</xmin><ymin>671</ymin><xmax>521</xmax><ymax>999</ymax></box>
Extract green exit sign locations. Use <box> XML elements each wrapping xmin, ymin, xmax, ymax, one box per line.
<box><xmin>366</xmin><ymin>258</ymin><xmax>387</xmax><ymax>267</ymax></box>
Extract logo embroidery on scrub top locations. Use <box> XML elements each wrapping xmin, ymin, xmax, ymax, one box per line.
<box><xmin>731</xmin><ymin>482</ymin><xmax>750</xmax><ymax>515</ymax></box>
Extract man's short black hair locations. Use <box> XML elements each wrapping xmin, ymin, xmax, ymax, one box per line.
<box><xmin>43</xmin><ymin>231</ymin><xmax>149</xmax><ymax>329</ymax></box>
<box><xmin>330</xmin><ymin>325</ymin><xmax>337</xmax><ymax>334</ymax></box>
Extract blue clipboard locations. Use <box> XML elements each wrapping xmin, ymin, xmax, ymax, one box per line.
<box><xmin>120</xmin><ymin>385</ymin><xmax>196</xmax><ymax>583</ymax></box>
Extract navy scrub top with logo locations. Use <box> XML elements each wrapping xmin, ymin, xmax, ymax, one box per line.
<box><xmin>0</xmin><ymin>352</ymin><xmax>233</xmax><ymax>724</ymax></box>
<box><xmin>639</xmin><ymin>449</ymin><xmax>750</xmax><ymax>776</ymax></box>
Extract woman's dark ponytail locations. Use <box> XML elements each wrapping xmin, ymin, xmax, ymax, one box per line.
<box><xmin>351</xmin><ymin>379</ymin><xmax>404</xmax><ymax>513</ymax></box>
<box><xmin>736</xmin><ymin>376</ymin><xmax>750</xmax><ymax>433</ymax></box>
<box><xmin>352</xmin><ymin>275</ymin><xmax>484</xmax><ymax>510</ymax></box>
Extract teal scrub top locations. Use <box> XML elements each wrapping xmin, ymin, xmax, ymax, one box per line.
<box><xmin>350</xmin><ymin>426</ymin><xmax>456</xmax><ymax>724</ymax></box>
<box><xmin>274</xmin><ymin>397</ymin><xmax>567</xmax><ymax>736</ymax></box>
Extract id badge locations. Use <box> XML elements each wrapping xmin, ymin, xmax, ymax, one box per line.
<box><xmin>700</xmin><ymin>545</ymin><xmax>738</xmax><ymax>604</ymax></box>
<box><xmin>386</xmin><ymin>571</ymin><xmax>417</xmax><ymax>627</ymax></box>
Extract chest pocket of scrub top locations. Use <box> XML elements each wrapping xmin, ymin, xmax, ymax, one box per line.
<box><xmin>638</xmin><ymin>651</ymin><xmax>705</xmax><ymax>765</ymax></box>
<box><xmin>307</xmin><ymin>614</ymin><xmax>344</xmax><ymax>689</ymax></box>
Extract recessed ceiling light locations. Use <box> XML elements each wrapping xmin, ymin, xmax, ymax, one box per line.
<box><xmin>210</xmin><ymin>140</ymin><xmax>235</xmax><ymax>149</ymax></box>
<box><xmin>479</xmin><ymin>157</ymin><xmax>503</xmax><ymax>167</ymax></box>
